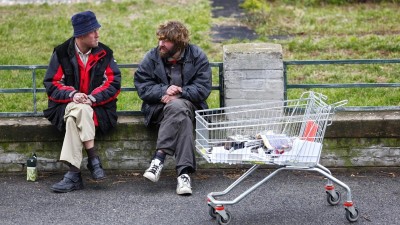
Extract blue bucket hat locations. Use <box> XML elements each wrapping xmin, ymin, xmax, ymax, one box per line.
<box><xmin>71</xmin><ymin>11</ymin><xmax>101</xmax><ymax>37</ymax></box>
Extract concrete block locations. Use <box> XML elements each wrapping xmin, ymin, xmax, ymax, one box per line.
<box><xmin>320</xmin><ymin>157</ymin><xmax>347</xmax><ymax>167</ymax></box>
<box><xmin>240</xmin><ymin>79</ymin><xmax>266</xmax><ymax>90</ymax></box>
<box><xmin>223</xmin><ymin>43</ymin><xmax>284</xmax><ymax>107</ymax></box>
<box><xmin>225</xmin><ymin>89</ymin><xmax>244</xmax><ymax>99</ymax></box>
<box><xmin>224</xmin><ymin>58</ymin><xmax>283</xmax><ymax>70</ymax></box>
<box><xmin>350</xmin><ymin>156</ymin><xmax>376</xmax><ymax>167</ymax></box>
<box><xmin>224</xmin><ymin>70</ymin><xmax>282</xmax><ymax>81</ymax></box>
<box><xmin>372</xmin><ymin>148</ymin><xmax>391</xmax><ymax>158</ymax></box>
<box><xmin>390</xmin><ymin>148</ymin><xmax>400</xmax><ymax>156</ymax></box>
<box><xmin>376</xmin><ymin>157</ymin><xmax>398</xmax><ymax>166</ymax></box>
<box><xmin>223</xmin><ymin>43</ymin><xmax>282</xmax><ymax>59</ymax></box>
<box><xmin>244</xmin><ymin>70</ymin><xmax>283</xmax><ymax>79</ymax></box>
<box><xmin>264</xmin><ymin>79</ymin><xmax>284</xmax><ymax>90</ymax></box>
<box><xmin>224</xmin><ymin>81</ymin><xmax>241</xmax><ymax>89</ymax></box>
<box><xmin>243</xmin><ymin>90</ymin><xmax>282</xmax><ymax>100</ymax></box>
<box><xmin>223</xmin><ymin>43</ymin><xmax>283</xmax><ymax>71</ymax></box>
<box><xmin>224</xmin><ymin>99</ymin><xmax>266</xmax><ymax>107</ymax></box>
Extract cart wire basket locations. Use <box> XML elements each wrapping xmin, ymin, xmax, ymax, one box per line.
<box><xmin>195</xmin><ymin>91</ymin><xmax>359</xmax><ymax>224</ymax></box>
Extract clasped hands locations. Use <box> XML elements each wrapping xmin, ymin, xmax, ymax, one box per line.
<box><xmin>161</xmin><ymin>85</ymin><xmax>182</xmax><ymax>104</ymax></box>
<box><xmin>73</xmin><ymin>92</ymin><xmax>92</xmax><ymax>105</ymax></box>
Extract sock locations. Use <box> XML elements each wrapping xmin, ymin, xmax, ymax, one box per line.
<box><xmin>86</xmin><ymin>147</ymin><xmax>97</xmax><ymax>159</ymax></box>
<box><xmin>154</xmin><ymin>150</ymin><xmax>166</xmax><ymax>163</ymax></box>
<box><xmin>179</xmin><ymin>167</ymin><xmax>189</xmax><ymax>176</ymax></box>
<box><xmin>68</xmin><ymin>164</ymin><xmax>80</xmax><ymax>172</ymax></box>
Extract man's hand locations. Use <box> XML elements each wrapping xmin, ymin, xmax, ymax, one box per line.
<box><xmin>73</xmin><ymin>93</ymin><xmax>90</xmax><ymax>104</ymax></box>
<box><xmin>82</xmin><ymin>98</ymin><xmax>93</xmax><ymax>106</ymax></box>
<box><xmin>166</xmin><ymin>85</ymin><xmax>182</xmax><ymax>96</ymax></box>
<box><xmin>161</xmin><ymin>85</ymin><xmax>182</xmax><ymax>103</ymax></box>
<box><xmin>161</xmin><ymin>94</ymin><xmax>180</xmax><ymax>104</ymax></box>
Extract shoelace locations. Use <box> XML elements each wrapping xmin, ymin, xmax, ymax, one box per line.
<box><xmin>180</xmin><ymin>175</ymin><xmax>190</xmax><ymax>185</ymax></box>
<box><xmin>148</xmin><ymin>164</ymin><xmax>160</xmax><ymax>174</ymax></box>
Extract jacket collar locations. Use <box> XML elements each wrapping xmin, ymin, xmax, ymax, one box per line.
<box><xmin>149</xmin><ymin>45</ymin><xmax>196</xmax><ymax>84</ymax></box>
<box><xmin>67</xmin><ymin>37</ymin><xmax>106</xmax><ymax>60</ymax></box>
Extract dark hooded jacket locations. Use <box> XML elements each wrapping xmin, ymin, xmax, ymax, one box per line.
<box><xmin>43</xmin><ymin>37</ymin><xmax>121</xmax><ymax>133</ymax></box>
<box><xmin>134</xmin><ymin>44</ymin><xmax>212</xmax><ymax>126</ymax></box>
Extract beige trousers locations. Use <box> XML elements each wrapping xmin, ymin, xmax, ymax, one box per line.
<box><xmin>59</xmin><ymin>102</ymin><xmax>95</xmax><ymax>168</ymax></box>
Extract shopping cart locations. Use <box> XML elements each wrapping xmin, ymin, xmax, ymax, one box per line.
<box><xmin>195</xmin><ymin>91</ymin><xmax>359</xmax><ymax>225</ymax></box>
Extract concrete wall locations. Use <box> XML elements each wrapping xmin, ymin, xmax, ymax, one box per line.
<box><xmin>0</xmin><ymin>116</ymin><xmax>158</xmax><ymax>172</ymax></box>
<box><xmin>1</xmin><ymin>111</ymin><xmax>400</xmax><ymax>172</ymax></box>
<box><xmin>1</xmin><ymin>43</ymin><xmax>399</xmax><ymax>172</ymax></box>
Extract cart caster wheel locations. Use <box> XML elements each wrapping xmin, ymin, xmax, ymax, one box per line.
<box><xmin>217</xmin><ymin>210</ymin><xmax>232</xmax><ymax>225</ymax></box>
<box><xmin>345</xmin><ymin>207</ymin><xmax>359</xmax><ymax>222</ymax></box>
<box><xmin>326</xmin><ymin>190</ymin><xmax>341</xmax><ymax>205</ymax></box>
<box><xmin>209</xmin><ymin>206</ymin><xmax>217</xmax><ymax>218</ymax></box>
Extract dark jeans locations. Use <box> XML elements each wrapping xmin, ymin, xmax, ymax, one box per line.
<box><xmin>155</xmin><ymin>99</ymin><xmax>197</xmax><ymax>175</ymax></box>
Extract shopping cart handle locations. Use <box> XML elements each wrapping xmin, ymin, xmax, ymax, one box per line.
<box><xmin>332</xmin><ymin>100</ymin><xmax>348</xmax><ymax>109</ymax></box>
<box><xmin>326</xmin><ymin>100</ymin><xmax>348</xmax><ymax>126</ymax></box>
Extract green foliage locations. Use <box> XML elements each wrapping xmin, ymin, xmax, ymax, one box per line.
<box><xmin>240</xmin><ymin>0</ymin><xmax>271</xmax><ymax>12</ymax></box>
<box><xmin>280</xmin><ymin>0</ymin><xmax>400</xmax><ymax>6</ymax></box>
<box><xmin>239</xmin><ymin>1</ymin><xmax>400</xmax><ymax>106</ymax></box>
<box><xmin>240</xmin><ymin>0</ymin><xmax>271</xmax><ymax>31</ymax></box>
<box><xmin>0</xmin><ymin>0</ymin><xmax>216</xmax><ymax>113</ymax></box>
<box><xmin>0</xmin><ymin>0</ymin><xmax>213</xmax><ymax>65</ymax></box>
<box><xmin>1</xmin><ymin>0</ymin><xmax>400</xmax><ymax>113</ymax></box>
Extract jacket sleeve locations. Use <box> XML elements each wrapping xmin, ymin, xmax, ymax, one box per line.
<box><xmin>43</xmin><ymin>52</ymin><xmax>76</xmax><ymax>104</ymax></box>
<box><xmin>134</xmin><ymin>52</ymin><xmax>169</xmax><ymax>103</ymax></box>
<box><xmin>89</xmin><ymin>57</ymin><xmax>121</xmax><ymax>107</ymax></box>
<box><xmin>181</xmin><ymin>50</ymin><xmax>212</xmax><ymax>103</ymax></box>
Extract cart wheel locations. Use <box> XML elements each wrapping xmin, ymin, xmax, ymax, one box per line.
<box><xmin>209</xmin><ymin>206</ymin><xmax>218</xmax><ymax>218</ymax></box>
<box><xmin>326</xmin><ymin>190</ymin><xmax>341</xmax><ymax>205</ymax></box>
<box><xmin>345</xmin><ymin>207</ymin><xmax>359</xmax><ymax>222</ymax></box>
<box><xmin>216</xmin><ymin>210</ymin><xmax>232</xmax><ymax>225</ymax></box>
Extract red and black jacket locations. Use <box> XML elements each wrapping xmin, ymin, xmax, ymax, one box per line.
<box><xmin>43</xmin><ymin>37</ymin><xmax>121</xmax><ymax>133</ymax></box>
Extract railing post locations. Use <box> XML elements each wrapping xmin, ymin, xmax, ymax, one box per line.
<box><xmin>283</xmin><ymin>62</ymin><xmax>288</xmax><ymax>101</ymax></box>
<box><xmin>32</xmin><ymin>67</ymin><xmax>37</xmax><ymax>114</ymax></box>
<box><xmin>222</xmin><ymin>43</ymin><xmax>284</xmax><ymax>106</ymax></box>
<box><xmin>218</xmin><ymin>63</ymin><xmax>225</xmax><ymax>107</ymax></box>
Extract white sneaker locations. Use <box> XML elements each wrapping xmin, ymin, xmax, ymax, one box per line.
<box><xmin>143</xmin><ymin>159</ymin><xmax>163</xmax><ymax>182</ymax></box>
<box><xmin>176</xmin><ymin>174</ymin><xmax>192</xmax><ymax>195</ymax></box>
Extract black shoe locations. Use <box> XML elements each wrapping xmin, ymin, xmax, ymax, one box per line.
<box><xmin>51</xmin><ymin>171</ymin><xmax>84</xmax><ymax>193</ymax></box>
<box><xmin>87</xmin><ymin>156</ymin><xmax>106</xmax><ymax>180</ymax></box>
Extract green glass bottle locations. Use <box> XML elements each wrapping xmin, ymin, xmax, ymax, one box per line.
<box><xmin>27</xmin><ymin>153</ymin><xmax>37</xmax><ymax>181</ymax></box>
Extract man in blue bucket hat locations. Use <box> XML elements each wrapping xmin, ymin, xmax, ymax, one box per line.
<box><xmin>43</xmin><ymin>11</ymin><xmax>121</xmax><ymax>193</ymax></box>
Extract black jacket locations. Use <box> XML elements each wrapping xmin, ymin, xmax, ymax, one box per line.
<box><xmin>43</xmin><ymin>37</ymin><xmax>121</xmax><ymax>133</ymax></box>
<box><xmin>134</xmin><ymin>44</ymin><xmax>212</xmax><ymax>126</ymax></box>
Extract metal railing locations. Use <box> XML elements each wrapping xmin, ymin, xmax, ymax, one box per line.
<box><xmin>283</xmin><ymin>59</ymin><xmax>400</xmax><ymax>111</ymax></box>
<box><xmin>0</xmin><ymin>62</ymin><xmax>224</xmax><ymax>117</ymax></box>
<box><xmin>2</xmin><ymin>59</ymin><xmax>400</xmax><ymax>117</ymax></box>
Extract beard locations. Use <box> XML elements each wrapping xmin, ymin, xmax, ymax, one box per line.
<box><xmin>158</xmin><ymin>44</ymin><xmax>180</xmax><ymax>59</ymax></box>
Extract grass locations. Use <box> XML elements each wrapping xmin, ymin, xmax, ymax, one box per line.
<box><xmin>0</xmin><ymin>0</ymin><xmax>220</xmax><ymax>113</ymax></box>
<box><xmin>1</xmin><ymin>0</ymin><xmax>400</xmax><ymax>113</ymax></box>
<box><xmin>238</xmin><ymin>1</ymin><xmax>400</xmax><ymax>106</ymax></box>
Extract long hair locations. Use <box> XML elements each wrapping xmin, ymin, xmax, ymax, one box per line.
<box><xmin>156</xmin><ymin>21</ymin><xmax>190</xmax><ymax>52</ymax></box>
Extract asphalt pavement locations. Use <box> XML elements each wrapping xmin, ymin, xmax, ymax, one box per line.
<box><xmin>1</xmin><ymin>167</ymin><xmax>399</xmax><ymax>225</ymax></box>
